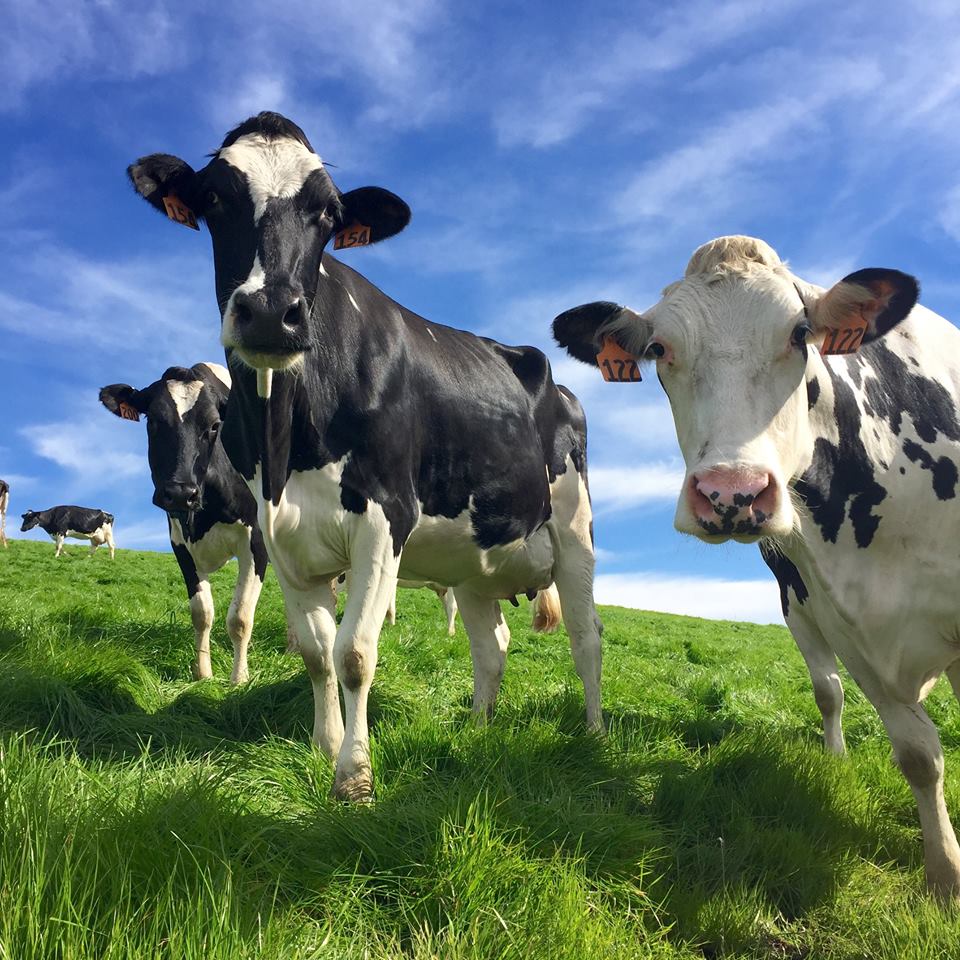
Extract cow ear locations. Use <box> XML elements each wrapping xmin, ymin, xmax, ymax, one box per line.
<box><xmin>810</xmin><ymin>268</ymin><xmax>919</xmax><ymax>348</ymax></box>
<box><xmin>99</xmin><ymin>384</ymin><xmax>145</xmax><ymax>422</ymax></box>
<box><xmin>127</xmin><ymin>153</ymin><xmax>200</xmax><ymax>221</ymax></box>
<box><xmin>337</xmin><ymin>187</ymin><xmax>411</xmax><ymax>244</ymax></box>
<box><xmin>552</xmin><ymin>301</ymin><xmax>648</xmax><ymax>365</ymax></box>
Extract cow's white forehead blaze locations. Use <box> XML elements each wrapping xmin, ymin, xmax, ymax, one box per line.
<box><xmin>218</xmin><ymin>133</ymin><xmax>324</xmax><ymax>221</ymax></box>
<box><xmin>167</xmin><ymin>380</ymin><xmax>205</xmax><ymax>419</ymax></box>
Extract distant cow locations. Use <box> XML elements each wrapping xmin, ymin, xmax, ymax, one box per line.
<box><xmin>554</xmin><ymin>235</ymin><xmax>960</xmax><ymax>899</ymax></box>
<box><xmin>21</xmin><ymin>506</ymin><xmax>116</xmax><ymax>558</ymax></box>
<box><xmin>128</xmin><ymin>111</ymin><xmax>602</xmax><ymax>801</ymax></box>
<box><xmin>0</xmin><ymin>478</ymin><xmax>8</xmax><ymax>547</ymax></box>
<box><xmin>100</xmin><ymin>363</ymin><xmax>267</xmax><ymax>685</ymax></box>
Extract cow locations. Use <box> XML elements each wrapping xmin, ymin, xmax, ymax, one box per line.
<box><xmin>21</xmin><ymin>506</ymin><xmax>116</xmax><ymax>558</ymax></box>
<box><xmin>100</xmin><ymin>363</ymin><xmax>268</xmax><ymax>685</ymax></box>
<box><xmin>127</xmin><ymin>111</ymin><xmax>603</xmax><ymax>801</ymax></box>
<box><xmin>553</xmin><ymin>234</ymin><xmax>960</xmax><ymax>899</ymax></box>
<box><xmin>0</xmin><ymin>478</ymin><xmax>8</xmax><ymax>547</ymax></box>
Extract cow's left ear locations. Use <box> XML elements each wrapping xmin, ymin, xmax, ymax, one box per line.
<box><xmin>553</xmin><ymin>301</ymin><xmax>650</xmax><ymax>365</ymax></box>
<box><xmin>127</xmin><ymin>153</ymin><xmax>200</xmax><ymax>222</ymax></box>
<box><xmin>810</xmin><ymin>268</ymin><xmax>919</xmax><ymax>347</ymax></box>
<box><xmin>337</xmin><ymin>187</ymin><xmax>411</xmax><ymax>244</ymax></box>
<box><xmin>99</xmin><ymin>384</ymin><xmax>146</xmax><ymax>422</ymax></box>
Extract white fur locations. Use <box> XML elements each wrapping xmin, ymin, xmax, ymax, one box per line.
<box><xmin>54</xmin><ymin>522</ymin><xmax>115</xmax><ymax>559</ymax></box>
<box><xmin>202</xmin><ymin>362</ymin><xmax>232</xmax><ymax>389</ymax></box>
<box><xmin>167</xmin><ymin>379</ymin><xmax>204</xmax><ymax>419</ymax></box>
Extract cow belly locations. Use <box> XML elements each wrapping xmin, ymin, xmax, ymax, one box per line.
<box><xmin>401</xmin><ymin>511</ymin><xmax>555</xmax><ymax>596</ymax></box>
<box><xmin>64</xmin><ymin>525</ymin><xmax>108</xmax><ymax>543</ymax></box>
<box><xmin>171</xmin><ymin>519</ymin><xmax>247</xmax><ymax>576</ymax></box>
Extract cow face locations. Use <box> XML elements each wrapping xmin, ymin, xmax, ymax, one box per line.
<box><xmin>100</xmin><ymin>364</ymin><xmax>231</xmax><ymax>518</ymax></box>
<box><xmin>127</xmin><ymin>112</ymin><xmax>411</xmax><ymax>371</ymax></box>
<box><xmin>553</xmin><ymin>236</ymin><xmax>918</xmax><ymax>544</ymax></box>
<box><xmin>20</xmin><ymin>511</ymin><xmax>39</xmax><ymax>531</ymax></box>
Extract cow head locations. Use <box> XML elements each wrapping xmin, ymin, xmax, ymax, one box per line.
<box><xmin>100</xmin><ymin>363</ymin><xmax>232</xmax><ymax>518</ymax></box>
<box><xmin>127</xmin><ymin>112</ymin><xmax>411</xmax><ymax>372</ymax></box>
<box><xmin>20</xmin><ymin>511</ymin><xmax>39</xmax><ymax>531</ymax></box>
<box><xmin>553</xmin><ymin>236</ymin><xmax>918</xmax><ymax>543</ymax></box>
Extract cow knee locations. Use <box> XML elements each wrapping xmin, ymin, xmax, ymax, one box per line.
<box><xmin>897</xmin><ymin>742</ymin><xmax>942</xmax><ymax>790</ymax></box>
<box><xmin>339</xmin><ymin>649</ymin><xmax>369</xmax><ymax>691</ymax></box>
<box><xmin>227</xmin><ymin>609</ymin><xmax>251</xmax><ymax>640</ymax></box>
<box><xmin>812</xmin><ymin>677</ymin><xmax>842</xmax><ymax>716</ymax></box>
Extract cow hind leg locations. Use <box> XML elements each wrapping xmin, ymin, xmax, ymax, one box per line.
<box><xmin>282</xmin><ymin>579</ymin><xmax>344</xmax><ymax>762</ymax></box>
<box><xmin>386</xmin><ymin>584</ymin><xmax>397</xmax><ymax>626</ymax></box>
<box><xmin>190</xmin><ymin>580</ymin><xmax>215</xmax><ymax>680</ymax></box>
<box><xmin>789</xmin><ymin>613</ymin><xmax>845</xmax><ymax>755</ymax></box>
<box><xmin>106</xmin><ymin>527</ymin><xmax>116</xmax><ymax>560</ymax></box>
<box><xmin>454</xmin><ymin>589</ymin><xmax>510</xmax><ymax>722</ymax></box>
<box><xmin>54</xmin><ymin>534</ymin><xmax>64</xmax><ymax>558</ymax></box>
<box><xmin>876</xmin><ymin>698</ymin><xmax>960</xmax><ymax>900</ymax></box>
<box><xmin>440</xmin><ymin>587</ymin><xmax>458</xmax><ymax>636</ymax></box>
<box><xmin>945</xmin><ymin>661</ymin><xmax>960</xmax><ymax>705</ymax></box>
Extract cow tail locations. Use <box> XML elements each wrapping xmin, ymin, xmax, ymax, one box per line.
<box><xmin>532</xmin><ymin>583</ymin><xmax>562</xmax><ymax>633</ymax></box>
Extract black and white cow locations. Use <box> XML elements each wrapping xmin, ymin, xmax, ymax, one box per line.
<box><xmin>0</xmin><ymin>478</ymin><xmax>8</xmax><ymax>547</ymax></box>
<box><xmin>100</xmin><ymin>363</ymin><xmax>268</xmax><ymax>685</ymax></box>
<box><xmin>21</xmin><ymin>506</ymin><xmax>116</xmax><ymax>558</ymax></box>
<box><xmin>127</xmin><ymin>112</ymin><xmax>602</xmax><ymax>801</ymax></box>
<box><xmin>554</xmin><ymin>235</ymin><xmax>960</xmax><ymax>899</ymax></box>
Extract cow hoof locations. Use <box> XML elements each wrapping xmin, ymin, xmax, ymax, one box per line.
<box><xmin>927</xmin><ymin>868</ymin><xmax>960</xmax><ymax>904</ymax></box>
<box><xmin>230</xmin><ymin>670</ymin><xmax>250</xmax><ymax>686</ymax></box>
<box><xmin>191</xmin><ymin>664</ymin><xmax>213</xmax><ymax>681</ymax></box>
<box><xmin>332</xmin><ymin>770</ymin><xmax>375</xmax><ymax>803</ymax></box>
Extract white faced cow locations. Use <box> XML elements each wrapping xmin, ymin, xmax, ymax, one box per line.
<box><xmin>0</xmin><ymin>479</ymin><xmax>8</xmax><ymax>547</ymax></box>
<box><xmin>554</xmin><ymin>235</ymin><xmax>960</xmax><ymax>899</ymax></box>
<box><xmin>127</xmin><ymin>112</ymin><xmax>602</xmax><ymax>801</ymax></box>
<box><xmin>21</xmin><ymin>506</ymin><xmax>116</xmax><ymax>558</ymax></box>
<box><xmin>100</xmin><ymin>363</ymin><xmax>268</xmax><ymax>685</ymax></box>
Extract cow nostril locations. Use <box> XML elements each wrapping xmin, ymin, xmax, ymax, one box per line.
<box><xmin>281</xmin><ymin>299</ymin><xmax>304</xmax><ymax>329</ymax></box>
<box><xmin>753</xmin><ymin>476</ymin><xmax>777</xmax><ymax>519</ymax></box>
<box><xmin>689</xmin><ymin>475</ymin><xmax>719</xmax><ymax>520</ymax></box>
<box><xmin>233</xmin><ymin>300</ymin><xmax>253</xmax><ymax>326</ymax></box>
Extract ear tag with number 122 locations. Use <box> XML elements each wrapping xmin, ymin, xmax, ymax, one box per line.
<box><xmin>820</xmin><ymin>319</ymin><xmax>867</xmax><ymax>356</ymax></box>
<box><xmin>596</xmin><ymin>336</ymin><xmax>641</xmax><ymax>382</ymax></box>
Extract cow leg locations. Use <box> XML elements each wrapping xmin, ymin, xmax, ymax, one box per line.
<box><xmin>454</xmin><ymin>589</ymin><xmax>510</xmax><ymax>721</ymax></box>
<box><xmin>225</xmin><ymin>548</ymin><xmax>263</xmax><ymax>685</ymax></box>
<box><xmin>875</xmin><ymin>698</ymin><xmax>960</xmax><ymax>899</ymax></box>
<box><xmin>945</xmin><ymin>662</ymin><xmax>960</xmax><ymax>704</ymax></box>
<box><xmin>332</xmin><ymin>535</ymin><xmax>399</xmax><ymax>802</ymax></box>
<box><xmin>89</xmin><ymin>539</ymin><xmax>98</xmax><ymax>558</ymax></box>
<box><xmin>105</xmin><ymin>526</ymin><xmax>116</xmax><ymax>560</ymax></box>
<box><xmin>190</xmin><ymin>581</ymin><xmax>215</xmax><ymax>680</ymax></box>
<box><xmin>0</xmin><ymin>493</ymin><xmax>8</xmax><ymax>547</ymax></box>
<box><xmin>789</xmin><ymin>614</ymin><xmax>845</xmax><ymax>755</ymax></box>
<box><xmin>54</xmin><ymin>534</ymin><xmax>65</xmax><ymax>557</ymax></box>
<box><xmin>386</xmin><ymin>584</ymin><xmax>397</xmax><ymax>626</ymax></box>
<box><xmin>281</xmin><ymin>579</ymin><xmax>343</xmax><ymax>761</ymax></box>
<box><xmin>440</xmin><ymin>587</ymin><xmax>458</xmax><ymax>637</ymax></box>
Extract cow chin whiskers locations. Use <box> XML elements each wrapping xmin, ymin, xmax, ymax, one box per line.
<box><xmin>233</xmin><ymin>348</ymin><xmax>307</xmax><ymax>373</ymax></box>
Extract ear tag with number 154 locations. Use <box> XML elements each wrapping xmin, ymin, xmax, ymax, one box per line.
<box><xmin>334</xmin><ymin>222</ymin><xmax>372</xmax><ymax>249</ymax></box>
<box><xmin>596</xmin><ymin>336</ymin><xmax>641</xmax><ymax>382</ymax></box>
<box><xmin>162</xmin><ymin>195</ymin><xmax>199</xmax><ymax>230</ymax></box>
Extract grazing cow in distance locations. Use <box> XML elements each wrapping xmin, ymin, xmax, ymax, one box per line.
<box><xmin>127</xmin><ymin>111</ymin><xmax>603</xmax><ymax>801</ymax></box>
<box><xmin>100</xmin><ymin>363</ymin><xmax>267</xmax><ymax>685</ymax></box>
<box><xmin>21</xmin><ymin>506</ymin><xmax>116</xmax><ymax>558</ymax></box>
<box><xmin>553</xmin><ymin>235</ymin><xmax>960</xmax><ymax>899</ymax></box>
<box><xmin>0</xmin><ymin>478</ymin><xmax>8</xmax><ymax>547</ymax></box>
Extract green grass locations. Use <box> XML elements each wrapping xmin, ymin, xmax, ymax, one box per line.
<box><xmin>1</xmin><ymin>539</ymin><xmax>960</xmax><ymax>958</ymax></box>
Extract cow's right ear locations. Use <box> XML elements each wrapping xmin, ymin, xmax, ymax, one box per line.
<box><xmin>552</xmin><ymin>301</ymin><xmax>648</xmax><ymax>365</ymax></box>
<box><xmin>99</xmin><ymin>384</ymin><xmax>145</xmax><ymax>422</ymax></box>
<box><xmin>127</xmin><ymin>154</ymin><xmax>200</xmax><ymax>221</ymax></box>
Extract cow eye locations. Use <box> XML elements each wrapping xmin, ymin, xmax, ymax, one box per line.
<box><xmin>792</xmin><ymin>323</ymin><xmax>812</xmax><ymax>348</ymax></box>
<box><xmin>206</xmin><ymin>191</ymin><xmax>220</xmax><ymax>206</ymax></box>
<box><xmin>645</xmin><ymin>341</ymin><xmax>666</xmax><ymax>359</ymax></box>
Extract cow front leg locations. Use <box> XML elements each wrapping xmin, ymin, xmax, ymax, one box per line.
<box><xmin>54</xmin><ymin>534</ymin><xmax>65</xmax><ymax>557</ymax></box>
<box><xmin>281</xmin><ymin>579</ymin><xmax>343</xmax><ymax>761</ymax></box>
<box><xmin>225</xmin><ymin>550</ymin><xmax>264</xmax><ymax>685</ymax></box>
<box><xmin>189</xmin><ymin>581</ymin><xmax>215</xmax><ymax>680</ymax></box>
<box><xmin>454</xmin><ymin>589</ymin><xmax>510</xmax><ymax>721</ymax></box>
<box><xmin>876</xmin><ymin>698</ymin><xmax>960</xmax><ymax>900</ymax></box>
<box><xmin>333</xmin><ymin>534</ymin><xmax>399</xmax><ymax>802</ymax></box>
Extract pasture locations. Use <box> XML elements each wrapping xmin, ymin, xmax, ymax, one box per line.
<box><xmin>0</xmin><ymin>542</ymin><xmax>958</xmax><ymax>958</ymax></box>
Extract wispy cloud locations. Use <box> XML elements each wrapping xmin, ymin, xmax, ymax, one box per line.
<box><xmin>595</xmin><ymin>571</ymin><xmax>782</xmax><ymax>624</ymax></box>
<box><xmin>590</xmin><ymin>462</ymin><xmax>685</xmax><ymax>512</ymax></box>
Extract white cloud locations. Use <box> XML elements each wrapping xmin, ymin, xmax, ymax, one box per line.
<box><xmin>589</xmin><ymin>461</ymin><xmax>685</xmax><ymax>511</ymax></box>
<box><xmin>595</xmin><ymin>571</ymin><xmax>783</xmax><ymax>624</ymax></box>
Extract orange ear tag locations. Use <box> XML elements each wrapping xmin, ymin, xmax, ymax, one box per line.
<box><xmin>596</xmin><ymin>337</ymin><xmax>641</xmax><ymax>382</ymax></box>
<box><xmin>334</xmin><ymin>222</ymin><xmax>372</xmax><ymax>249</ymax></box>
<box><xmin>162</xmin><ymin>194</ymin><xmax>199</xmax><ymax>230</ymax></box>
<box><xmin>820</xmin><ymin>319</ymin><xmax>867</xmax><ymax>356</ymax></box>
<box><xmin>118</xmin><ymin>402</ymin><xmax>140</xmax><ymax>422</ymax></box>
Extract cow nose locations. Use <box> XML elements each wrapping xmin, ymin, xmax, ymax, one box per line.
<box><xmin>233</xmin><ymin>290</ymin><xmax>307</xmax><ymax>336</ymax></box>
<box><xmin>157</xmin><ymin>482</ymin><xmax>201</xmax><ymax>512</ymax></box>
<box><xmin>688</xmin><ymin>467</ymin><xmax>778</xmax><ymax>532</ymax></box>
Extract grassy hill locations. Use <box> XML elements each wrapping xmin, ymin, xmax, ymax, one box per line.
<box><xmin>1</xmin><ymin>539</ymin><xmax>959</xmax><ymax>958</ymax></box>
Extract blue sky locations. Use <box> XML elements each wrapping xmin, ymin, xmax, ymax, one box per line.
<box><xmin>3</xmin><ymin>0</ymin><xmax>960</xmax><ymax>623</ymax></box>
